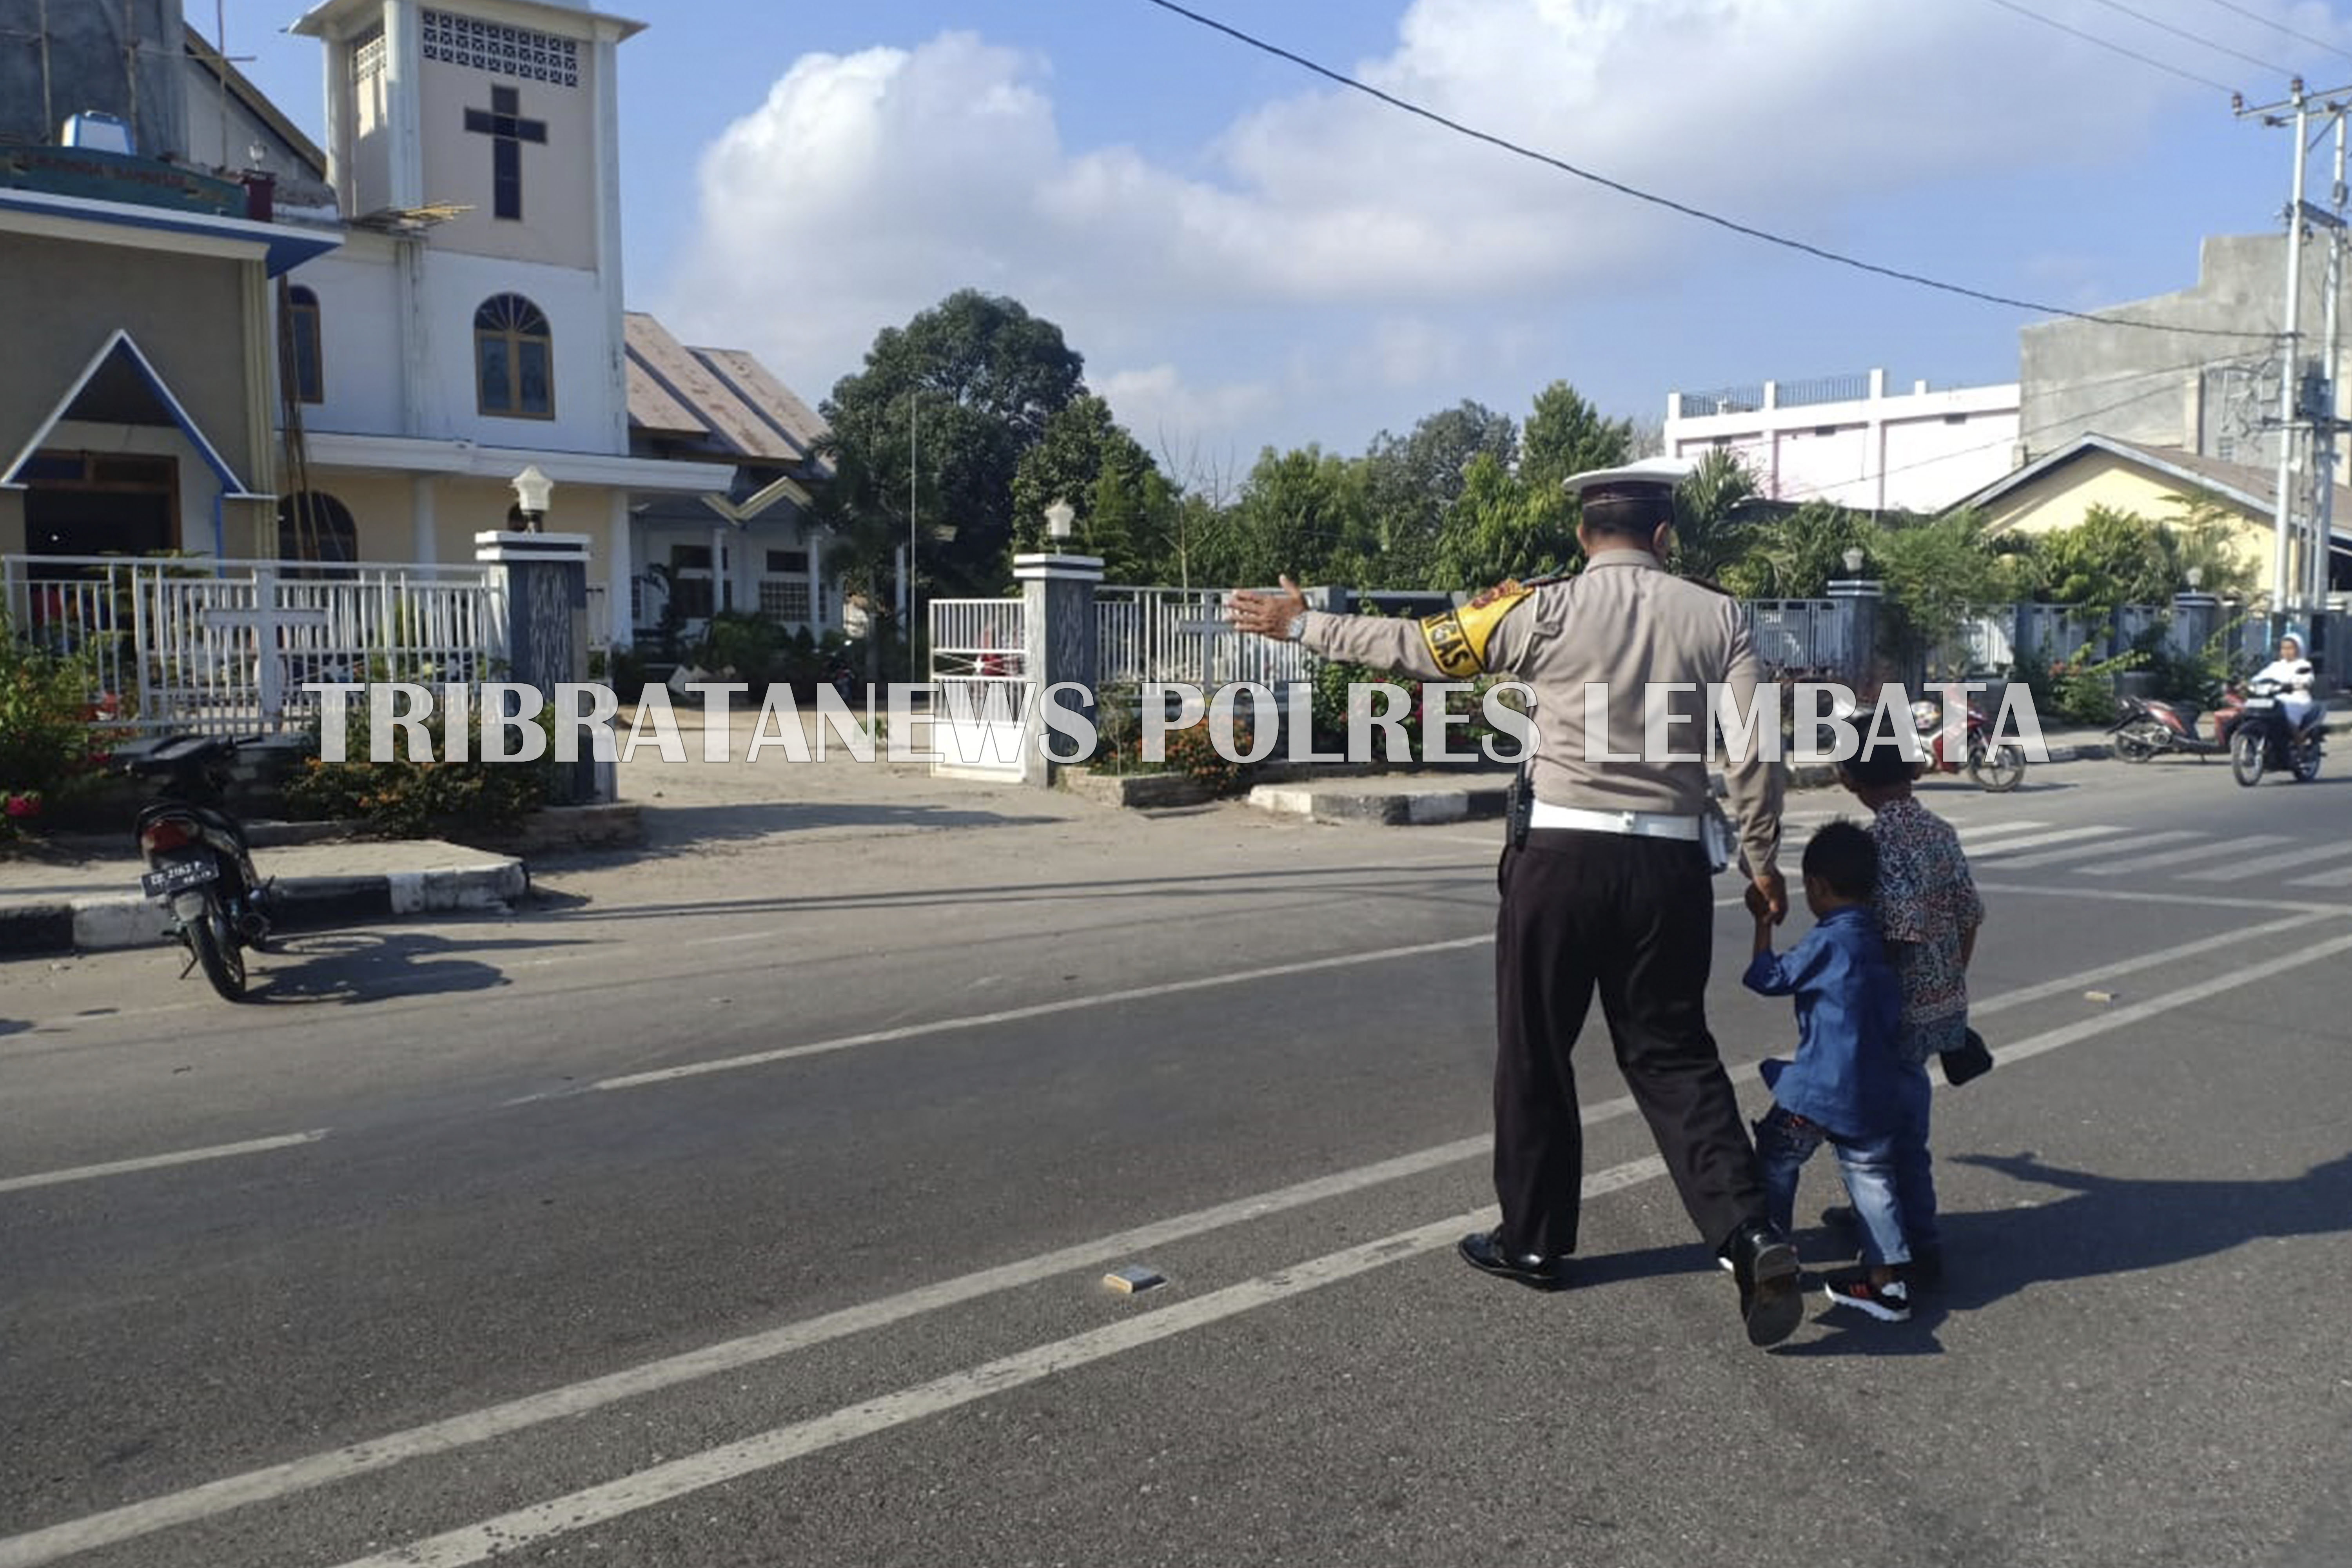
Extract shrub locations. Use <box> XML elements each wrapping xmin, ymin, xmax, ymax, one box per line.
<box><xmin>0</xmin><ymin>620</ymin><xmax>123</xmax><ymax>842</ymax></box>
<box><xmin>2048</xmin><ymin>642</ymin><xmax>2145</xmax><ymax>726</ymax></box>
<box><xmin>281</xmin><ymin>690</ymin><xmax>562</xmax><ymax>837</ymax></box>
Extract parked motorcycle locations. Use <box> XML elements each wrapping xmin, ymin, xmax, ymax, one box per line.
<box><xmin>1910</xmin><ymin>698</ymin><xmax>2027</xmax><ymax>792</ymax></box>
<box><xmin>2228</xmin><ymin>676</ymin><xmax>2325</xmax><ymax>787</ymax></box>
<box><xmin>118</xmin><ymin>734</ymin><xmax>274</xmax><ymax>1001</ymax></box>
<box><xmin>2110</xmin><ymin>685</ymin><xmax>2245</xmax><ymax>762</ymax></box>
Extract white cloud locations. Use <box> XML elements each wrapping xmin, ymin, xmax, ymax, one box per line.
<box><xmin>654</xmin><ymin>0</ymin><xmax>2341</xmax><ymax>455</ymax></box>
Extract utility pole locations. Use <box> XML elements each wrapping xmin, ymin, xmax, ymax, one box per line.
<box><xmin>2239</xmin><ymin>80</ymin><xmax>2352</xmax><ymax>621</ymax></box>
<box><xmin>2320</xmin><ymin>108</ymin><xmax>2348</xmax><ymax>610</ymax></box>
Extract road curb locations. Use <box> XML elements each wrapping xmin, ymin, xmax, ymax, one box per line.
<box><xmin>0</xmin><ymin>862</ymin><xmax>529</xmax><ymax>960</ymax></box>
<box><xmin>1247</xmin><ymin>742</ymin><xmax>2125</xmax><ymax>826</ymax></box>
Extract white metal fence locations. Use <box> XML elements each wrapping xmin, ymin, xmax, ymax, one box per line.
<box><xmin>1741</xmin><ymin>600</ymin><xmax>1847</xmax><ymax>674</ymax></box>
<box><xmin>3</xmin><ymin>555</ymin><xmax>504</xmax><ymax>734</ymax></box>
<box><xmin>926</xmin><ymin>597</ymin><xmax>1030</xmax><ymax>777</ymax></box>
<box><xmin>1097</xmin><ymin>586</ymin><xmax>1311</xmax><ymax>689</ymax></box>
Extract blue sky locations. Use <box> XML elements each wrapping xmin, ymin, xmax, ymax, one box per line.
<box><xmin>229</xmin><ymin>0</ymin><xmax>2352</xmax><ymax>483</ymax></box>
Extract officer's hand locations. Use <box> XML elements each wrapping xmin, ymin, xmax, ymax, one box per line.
<box><xmin>1748</xmin><ymin>870</ymin><xmax>1789</xmax><ymax>925</ymax></box>
<box><xmin>1226</xmin><ymin>575</ymin><xmax>1309</xmax><ymax>641</ymax></box>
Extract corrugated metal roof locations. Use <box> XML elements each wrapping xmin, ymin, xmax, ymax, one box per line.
<box><xmin>695</xmin><ymin>347</ymin><xmax>829</xmax><ymax>457</ymax></box>
<box><xmin>623</xmin><ymin>312</ymin><xmax>799</xmax><ymax>463</ymax></box>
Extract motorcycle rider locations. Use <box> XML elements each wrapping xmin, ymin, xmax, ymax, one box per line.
<box><xmin>2252</xmin><ymin>630</ymin><xmax>2320</xmax><ymax>734</ymax></box>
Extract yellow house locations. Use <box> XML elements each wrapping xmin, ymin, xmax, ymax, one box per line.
<box><xmin>1951</xmin><ymin>434</ymin><xmax>2352</xmax><ymax>599</ymax></box>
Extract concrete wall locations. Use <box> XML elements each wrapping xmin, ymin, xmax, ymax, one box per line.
<box><xmin>2020</xmin><ymin>233</ymin><xmax>2347</xmax><ymax>471</ymax></box>
<box><xmin>284</xmin><ymin>237</ymin><xmax>409</xmax><ymax>437</ymax></box>
<box><xmin>1667</xmin><ymin>372</ymin><xmax>2020</xmax><ymax>514</ymax></box>
<box><xmin>416</xmin><ymin>35</ymin><xmax>599</xmax><ymax>272</ymax></box>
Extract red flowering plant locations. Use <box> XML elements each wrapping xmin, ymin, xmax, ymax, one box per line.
<box><xmin>0</xmin><ymin>621</ymin><xmax>124</xmax><ymax>843</ymax></box>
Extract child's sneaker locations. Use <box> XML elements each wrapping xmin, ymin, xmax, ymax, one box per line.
<box><xmin>1823</xmin><ymin>1275</ymin><xmax>1911</xmax><ymax>1322</ymax></box>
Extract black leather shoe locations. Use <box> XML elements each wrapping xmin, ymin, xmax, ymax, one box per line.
<box><xmin>1722</xmin><ymin>1221</ymin><xmax>1803</xmax><ymax>1347</ymax></box>
<box><xmin>1458</xmin><ymin>1229</ymin><xmax>1572</xmax><ymax>1291</ymax></box>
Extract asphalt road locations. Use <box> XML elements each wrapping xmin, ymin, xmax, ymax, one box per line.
<box><xmin>4</xmin><ymin>753</ymin><xmax>2351</xmax><ymax>1568</ymax></box>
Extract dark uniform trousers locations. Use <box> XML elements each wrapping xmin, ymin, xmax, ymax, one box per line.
<box><xmin>1494</xmin><ymin>826</ymin><xmax>1768</xmax><ymax>1260</ymax></box>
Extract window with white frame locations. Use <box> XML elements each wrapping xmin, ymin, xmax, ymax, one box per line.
<box><xmin>760</xmin><ymin>549</ymin><xmax>811</xmax><ymax>621</ymax></box>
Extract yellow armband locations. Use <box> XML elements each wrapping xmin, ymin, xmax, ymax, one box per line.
<box><xmin>1418</xmin><ymin>584</ymin><xmax>1531</xmax><ymax>678</ymax></box>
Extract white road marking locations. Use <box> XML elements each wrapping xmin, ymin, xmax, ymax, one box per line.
<box><xmin>1967</xmin><ymin>913</ymin><xmax>2332</xmax><ymax>1016</ymax></box>
<box><xmin>0</xmin><ymin>1131</ymin><xmax>329</xmax><ymax>1196</ymax></box>
<box><xmin>1951</xmin><ymin>819</ymin><xmax>2051</xmax><ymax>840</ymax></box>
<box><xmin>2079</xmin><ymin>833</ymin><xmax>2288</xmax><ymax>875</ymax></box>
<box><xmin>7</xmin><ymin>926</ymin><xmax>2336</xmax><ymax>1568</ymax></box>
<box><xmin>2285</xmin><ymin>859</ymin><xmax>2352</xmax><ymax>888</ymax></box>
<box><xmin>1982</xmin><ymin>828</ymin><xmax>2202</xmax><ymax>870</ymax></box>
<box><xmin>575</xmin><ymin>936</ymin><xmax>1497</xmax><ymax>1093</ymax></box>
<box><xmin>1976</xmin><ymin>881</ymin><xmax>2348</xmax><ymax>915</ymax></box>
<box><xmin>315</xmin><ymin>934</ymin><xmax>2352</xmax><ymax>1568</ymax></box>
<box><xmin>2176</xmin><ymin>840</ymin><xmax>2352</xmax><ymax>883</ymax></box>
<box><xmin>1963</xmin><ymin>825</ymin><xmax>2128</xmax><ymax>858</ymax></box>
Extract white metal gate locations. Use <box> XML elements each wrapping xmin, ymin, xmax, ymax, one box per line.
<box><xmin>927</xmin><ymin>597</ymin><xmax>1031</xmax><ymax>778</ymax></box>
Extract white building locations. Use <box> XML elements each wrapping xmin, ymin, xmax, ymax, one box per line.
<box><xmin>1664</xmin><ymin>368</ymin><xmax>2021</xmax><ymax>515</ymax></box>
<box><xmin>272</xmin><ymin>0</ymin><xmax>834</xmax><ymax>648</ymax></box>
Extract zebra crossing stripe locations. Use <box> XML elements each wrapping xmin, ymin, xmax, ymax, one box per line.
<box><xmin>1987</xmin><ymin>828</ymin><xmax>2204</xmax><ymax>870</ymax></box>
<box><xmin>2178</xmin><ymin>840</ymin><xmax>2352</xmax><ymax>883</ymax></box>
<box><xmin>1964</xmin><ymin>825</ymin><xmax>2129</xmax><ymax>858</ymax></box>
<box><xmin>2080</xmin><ymin>834</ymin><xmax>2289</xmax><ymax>875</ymax></box>
<box><xmin>2285</xmin><ymin>858</ymin><xmax>2352</xmax><ymax>887</ymax></box>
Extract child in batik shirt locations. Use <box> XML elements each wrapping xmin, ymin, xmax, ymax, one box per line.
<box><xmin>1835</xmin><ymin>739</ymin><xmax>1985</xmax><ymax>1287</ymax></box>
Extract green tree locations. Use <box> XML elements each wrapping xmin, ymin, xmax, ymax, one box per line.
<box><xmin>2033</xmin><ymin>505</ymin><xmax>2173</xmax><ymax>613</ymax></box>
<box><xmin>820</xmin><ymin>290</ymin><xmax>1086</xmax><ymax>597</ymax></box>
<box><xmin>1360</xmin><ymin>400</ymin><xmax>1519</xmax><ymax>586</ymax></box>
<box><xmin>1719</xmin><ymin>501</ymin><xmax>1872</xmax><ymax>599</ymax></box>
<box><xmin>1431</xmin><ymin>451</ymin><xmax>1574</xmax><ymax>588</ymax></box>
<box><xmin>1009</xmin><ymin>394</ymin><xmax>1160</xmax><ymax>578</ymax></box>
<box><xmin>1227</xmin><ymin>446</ymin><xmax>1369</xmax><ymax>586</ymax></box>
<box><xmin>1517</xmin><ymin>381</ymin><xmax>1634</xmax><ymax>495</ymax></box>
<box><xmin>1875</xmin><ymin>510</ymin><xmax>2011</xmax><ymax>678</ymax></box>
<box><xmin>1670</xmin><ymin>448</ymin><xmax>1764</xmax><ymax>583</ymax></box>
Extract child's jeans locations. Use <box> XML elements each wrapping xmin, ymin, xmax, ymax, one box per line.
<box><xmin>1755</xmin><ymin>1104</ymin><xmax>1910</xmax><ymax>1269</ymax></box>
<box><xmin>1887</xmin><ymin>1062</ymin><xmax>1938</xmax><ymax>1254</ymax></box>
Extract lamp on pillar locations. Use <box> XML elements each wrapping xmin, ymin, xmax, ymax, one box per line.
<box><xmin>2186</xmin><ymin>566</ymin><xmax>2204</xmax><ymax>590</ymax></box>
<box><xmin>511</xmin><ymin>465</ymin><xmax>554</xmax><ymax>533</ymax></box>
<box><xmin>1045</xmin><ymin>497</ymin><xmax>1075</xmax><ymax>546</ymax></box>
<box><xmin>1828</xmin><ymin>544</ymin><xmax>1883</xmax><ymax>687</ymax></box>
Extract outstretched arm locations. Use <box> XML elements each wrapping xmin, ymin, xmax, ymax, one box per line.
<box><xmin>1227</xmin><ymin>575</ymin><xmax>1539</xmax><ymax>682</ymax></box>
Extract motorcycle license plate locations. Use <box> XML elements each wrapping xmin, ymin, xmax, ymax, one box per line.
<box><xmin>141</xmin><ymin>860</ymin><xmax>218</xmax><ymax>898</ymax></box>
<box><xmin>2242</xmin><ymin>697</ymin><xmax>2275</xmax><ymax>709</ymax></box>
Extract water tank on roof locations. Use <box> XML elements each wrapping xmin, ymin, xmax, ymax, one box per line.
<box><xmin>60</xmin><ymin>113</ymin><xmax>136</xmax><ymax>155</ymax></box>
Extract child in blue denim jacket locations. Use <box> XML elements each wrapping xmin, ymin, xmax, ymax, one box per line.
<box><xmin>1742</xmin><ymin>821</ymin><xmax>1916</xmax><ymax>1322</ymax></box>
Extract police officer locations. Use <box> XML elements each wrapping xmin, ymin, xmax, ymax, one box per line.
<box><xmin>1226</xmin><ymin>457</ymin><xmax>1803</xmax><ymax>1348</ymax></box>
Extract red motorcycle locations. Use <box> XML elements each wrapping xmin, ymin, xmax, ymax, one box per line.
<box><xmin>1910</xmin><ymin>698</ymin><xmax>2027</xmax><ymax>792</ymax></box>
<box><xmin>2109</xmin><ymin>685</ymin><xmax>2245</xmax><ymax>762</ymax></box>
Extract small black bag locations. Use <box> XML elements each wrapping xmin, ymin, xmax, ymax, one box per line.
<box><xmin>1940</xmin><ymin>1026</ymin><xmax>1994</xmax><ymax>1087</ymax></box>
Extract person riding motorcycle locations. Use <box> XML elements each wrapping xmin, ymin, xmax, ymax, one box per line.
<box><xmin>2251</xmin><ymin>630</ymin><xmax>2319</xmax><ymax>733</ymax></box>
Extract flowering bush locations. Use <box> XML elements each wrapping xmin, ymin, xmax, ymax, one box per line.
<box><xmin>280</xmin><ymin>694</ymin><xmax>560</xmax><ymax>837</ymax></box>
<box><xmin>0</xmin><ymin>623</ymin><xmax>122</xmax><ymax>842</ymax></box>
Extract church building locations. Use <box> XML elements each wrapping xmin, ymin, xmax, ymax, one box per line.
<box><xmin>1</xmin><ymin>0</ymin><xmax>836</xmax><ymax>655</ymax></box>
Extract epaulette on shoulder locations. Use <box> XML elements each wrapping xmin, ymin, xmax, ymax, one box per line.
<box><xmin>1684</xmin><ymin>575</ymin><xmax>1733</xmax><ymax>596</ymax></box>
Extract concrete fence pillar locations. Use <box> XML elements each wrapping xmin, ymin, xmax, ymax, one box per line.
<box><xmin>1012</xmin><ymin>551</ymin><xmax>1103</xmax><ymax>788</ymax></box>
<box><xmin>1826</xmin><ymin>573</ymin><xmax>1884</xmax><ymax>691</ymax></box>
<box><xmin>475</xmin><ymin>530</ymin><xmax>608</xmax><ymax>804</ymax></box>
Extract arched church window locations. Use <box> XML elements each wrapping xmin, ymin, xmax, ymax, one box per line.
<box><xmin>277</xmin><ymin>491</ymin><xmax>357</xmax><ymax>574</ymax></box>
<box><xmin>288</xmin><ymin>286</ymin><xmax>323</xmax><ymax>404</ymax></box>
<box><xmin>475</xmin><ymin>294</ymin><xmax>553</xmax><ymax>419</ymax></box>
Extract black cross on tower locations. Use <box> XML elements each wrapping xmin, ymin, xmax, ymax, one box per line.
<box><xmin>463</xmin><ymin>85</ymin><xmax>546</xmax><ymax>221</ymax></box>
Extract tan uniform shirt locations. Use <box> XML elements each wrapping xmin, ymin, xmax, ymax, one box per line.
<box><xmin>1296</xmin><ymin>548</ymin><xmax>1783</xmax><ymax>877</ymax></box>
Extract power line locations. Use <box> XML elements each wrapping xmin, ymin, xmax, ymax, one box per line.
<box><xmin>1978</xmin><ymin>0</ymin><xmax>2240</xmax><ymax>94</ymax></box>
<box><xmin>1140</xmin><ymin>0</ymin><xmax>2275</xmax><ymax>342</ymax></box>
<box><xmin>2189</xmin><ymin>0</ymin><xmax>2352</xmax><ymax>69</ymax></box>
<box><xmin>2076</xmin><ymin>0</ymin><xmax>2296</xmax><ymax>78</ymax></box>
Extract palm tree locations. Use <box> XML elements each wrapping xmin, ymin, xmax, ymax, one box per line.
<box><xmin>1671</xmin><ymin>448</ymin><xmax>1764</xmax><ymax>582</ymax></box>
